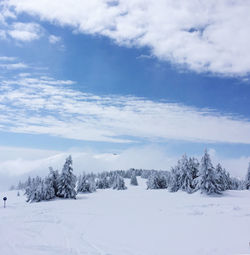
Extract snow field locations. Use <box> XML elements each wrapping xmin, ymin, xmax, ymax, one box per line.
<box><xmin>1</xmin><ymin>178</ymin><xmax>250</xmax><ymax>255</ymax></box>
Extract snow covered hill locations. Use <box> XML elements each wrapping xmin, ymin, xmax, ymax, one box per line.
<box><xmin>1</xmin><ymin>178</ymin><xmax>250</xmax><ymax>255</ymax></box>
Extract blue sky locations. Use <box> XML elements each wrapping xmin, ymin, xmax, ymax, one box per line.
<box><xmin>0</xmin><ymin>0</ymin><xmax>250</xmax><ymax>186</ymax></box>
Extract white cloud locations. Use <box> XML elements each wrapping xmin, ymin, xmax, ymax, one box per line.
<box><xmin>1</xmin><ymin>74</ymin><xmax>250</xmax><ymax>144</ymax></box>
<box><xmin>48</xmin><ymin>34</ymin><xmax>61</xmax><ymax>44</ymax></box>
<box><xmin>0</xmin><ymin>56</ymin><xmax>17</xmax><ymax>61</ymax></box>
<box><xmin>8</xmin><ymin>22</ymin><xmax>43</xmax><ymax>41</ymax></box>
<box><xmin>0</xmin><ymin>62</ymin><xmax>28</xmax><ymax>69</ymax></box>
<box><xmin>6</xmin><ymin>0</ymin><xmax>250</xmax><ymax>76</ymax></box>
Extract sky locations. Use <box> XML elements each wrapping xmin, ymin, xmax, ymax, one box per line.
<box><xmin>0</xmin><ymin>0</ymin><xmax>250</xmax><ymax>189</ymax></box>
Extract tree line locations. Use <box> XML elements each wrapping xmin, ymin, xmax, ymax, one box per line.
<box><xmin>13</xmin><ymin>150</ymin><xmax>250</xmax><ymax>202</ymax></box>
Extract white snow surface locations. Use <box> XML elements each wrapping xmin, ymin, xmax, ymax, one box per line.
<box><xmin>1</xmin><ymin>178</ymin><xmax>250</xmax><ymax>255</ymax></box>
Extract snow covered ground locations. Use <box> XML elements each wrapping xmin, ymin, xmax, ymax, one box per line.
<box><xmin>1</xmin><ymin>178</ymin><xmax>250</xmax><ymax>255</ymax></box>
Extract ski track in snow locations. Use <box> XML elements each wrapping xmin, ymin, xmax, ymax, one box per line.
<box><xmin>1</xmin><ymin>178</ymin><xmax>250</xmax><ymax>255</ymax></box>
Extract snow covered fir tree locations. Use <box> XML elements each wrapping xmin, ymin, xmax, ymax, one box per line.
<box><xmin>147</xmin><ymin>171</ymin><xmax>168</xmax><ymax>189</ymax></box>
<box><xmin>112</xmin><ymin>174</ymin><xmax>127</xmax><ymax>190</ymax></box>
<box><xmin>96</xmin><ymin>172</ymin><xmax>110</xmax><ymax>189</ymax></box>
<box><xmin>130</xmin><ymin>172</ymin><xmax>138</xmax><ymax>186</ymax></box>
<box><xmin>24</xmin><ymin>155</ymin><xmax>77</xmax><ymax>202</ymax></box>
<box><xmin>77</xmin><ymin>173</ymin><xmax>96</xmax><ymax>193</ymax></box>
<box><xmin>13</xmin><ymin>150</ymin><xmax>250</xmax><ymax>203</ymax></box>
<box><xmin>57</xmin><ymin>155</ymin><xmax>77</xmax><ymax>199</ymax></box>
<box><xmin>197</xmin><ymin>150</ymin><xmax>222</xmax><ymax>194</ymax></box>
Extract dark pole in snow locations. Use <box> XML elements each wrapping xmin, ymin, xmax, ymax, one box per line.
<box><xmin>3</xmin><ymin>197</ymin><xmax>7</xmax><ymax>208</ymax></box>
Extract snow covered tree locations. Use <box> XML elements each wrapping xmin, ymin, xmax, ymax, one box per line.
<box><xmin>229</xmin><ymin>177</ymin><xmax>242</xmax><ymax>190</ymax></box>
<box><xmin>24</xmin><ymin>178</ymin><xmax>33</xmax><ymax>201</ymax></box>
<box><xmin>77</xmin><ymin>174</ymin><xmax>96</xmax><ymax>193</ymax></box>
<box><xmin>25</xmin><ymin>177</ymin><xmax>32</xmax><ymax>189</ymax></box>
<box><xmin>124</xmin><ymin>169</ymin><xmax>133</xmax><ymax>178</ymax></box>
<box><xmin>48</xmin><ymin>167</ymin><xmax>59</xmax><ymax>195</ymax></box>
<box><xmin>113</xmin><ymin>175</ymin><xmax>127</xmax><ymax>190</ymax></box>
<box><xmin>57</xmin><ymin>155</ymin><xmax>77</xmax><ymax>199</ymax></box>
<box><xmin>26</xmin><ymin>177</ymin><xmax>44</xmax><ymax>202</ymax></box>
<box><xmin>141</xmin><ymin>170</ymin><xmax>153</xmax><ymax>179</ymax></box>
<box><xmin>43</xmin><ymin>176</ymin><xmax>56</xmax><ymax>200</ymax></box>
<box><xmin>187</xmin><ymin>157</ymin><xmax>199</xmax><ymax>191</ymax></box>
<box><xmin>147</xmin><ymin>171</ymin><xmax>168</xmax><ymax>189</ymax></box>
<box><xmin>169</xmin><ymin>155</ymin><xmax>199</xmax><ymax>193</ymax></box>
<box><xmin>108</xmin><ymin>172</ymin><xmax>117</xmax><ymax>187</ymax></box>
<box><xmin>87</xmin><ymin>176</ymin><xmax>96</xmax><ymax>193</ymax></box>
<box><xmin>223</xmin><ymin>171</ymin><xmax>232</xmax><ymax>190</ymax></box>
<box><xmin>198</xmin><ymin>150</ymin><xmax>222</xmax><ymax>194</ymax></box>
<box><xmin>130</xmin><ymin>172</ymin><xmax>138</xmax><ymax>186</ymax></box>
<box><xmin>238</xmin><ymin>179</ymin><xmax>247</xmax><ymax>190</ymax></box>
<box><xmin>96</xmin><ymin>174</ymin><xmax>110</xmax><ymax>189</ymax></box>
<box><xmin>180</xmin><ymin>156</ymin><xmax>199</xmax><ymax>193</ymax></box>
<box><xmin>178</xmin><ymin>154</ymin><xmax>189</xmax><ymax>189</ymax></box>
<box><xmin>215</xmin><ymin>164</ymin><xmax>228</xmax><ymax>191</ymax></box>
<box><xmin>34</xmin><ymin>179</ymin><xmax>45</xmax><ymax>202</ymax></box>
<box><xmin>77</xmin><ymin>174</ymin><xmax>89</xmax><ymax>193</ymax></box>
<box><xmin>245</xmin><ymin>163</ymin><xmax>250</xmax><ymax>190</ymax></box>
<box><xmin>169</xmin><ymin>165</ymin><xmax>181</xmax><ymax>192</ymax></box>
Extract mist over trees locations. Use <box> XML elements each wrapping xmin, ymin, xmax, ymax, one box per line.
<box><xmin>13</xmin><ymin>150</ymin><xmax>250</xmax><ymax>203</ymax></box>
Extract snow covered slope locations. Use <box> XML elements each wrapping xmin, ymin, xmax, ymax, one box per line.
<box><xmin>0</xmin><ymin>178</ymin><xmax>250</xmax><ymax>255</ymax></box>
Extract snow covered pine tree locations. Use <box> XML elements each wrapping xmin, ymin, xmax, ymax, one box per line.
<box><xmin>198</xmin><ymin>150</ymin><xmax>222</xmax><ymax>194</ymax></box>
<box><xmin>57</xmin><ymin>155</ymin><xmax>77</xmax><ymax>199</ymax></box>
<box><xmin>113</xmin><ymin>174</ymin><xmax>127</xmax><ymax>190</ymax></box>
<box><xmin>96</xmin><ymin>173</ymin><xmax>110</xmax><ymax>189</ymax></box>
<box><xmin>77</xmin><ymin>174</ymin><xmax>96</xmax><ymax>193</ymax></box>
<box><xmin>147</xmin><ymin>171</ymin><xmax>168</xmax><ymax>189</ymax></box>
<box><xmin>43</xmin><ymin>176</ymin><xmax>55</xmax><ymax>200</ymax></box>
<box><xmin>130</xmin><ymin>172</ymin><xmax>138</xmax><ymax>186</ymax></box>
<box><xmin>169</xmin><ymin>165</ymin><xmax>181</xmax><ymax>192</ymax></box>
<box><xmin>48</xmin><ymin>167</ymin><xmax>59</xmax><ymax>195</ymax></box>
<box><xmin>178</xmin><ymin>155</ymin><xmax>199</xmax><ymax>193</ymax></box>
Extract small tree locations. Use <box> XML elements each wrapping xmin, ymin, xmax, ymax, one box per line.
<box><xmin>43</xmin><ymin>176</ymin><xmax>55</xmax><ymax>200</ymax></box>
<box><xmin>77</xmin><ymin>174</ymin><xmax>96</xmax><ymax>193</ymax></box>
<box><xmin>113</xmin><ymin>175</ymin><xmax>127</xmax><ymax>190</ymax></box>
<box><xmin>147</xmin><ymin>172</ymin><xmax>168</xmax><ymax>189</ymax></box>
<box><xmin>130</xmin><ymin>172</ymin><xmax>138</xmax><ymax>186</ymax></box>
<box><xmin>57</xmin><ymin>155</ymin><xmax>77</xmax><ymax>199</ymax></box>
<box><xmin>169</xmin><ymin>165</ymin><xmax>181</xmax><ymax>192</ymax></box>
<box><xmin>215</xmin><ymin>164</ymin><xmax>228</xmax><ymax>191</ymax></box>
<box><xmin>96</xmin><ymin>175</ymin><xmax>110</xmax><ymax>189</ymax></box>
<box><xmin>26</xmin><ymin>177</ymin><xmax>44</xmax><ymax>202</ymax></box>
<box><xmin>48</xmin><ymin>167</ymin><xmax>59</xmax><ymax>195</ymax></box>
